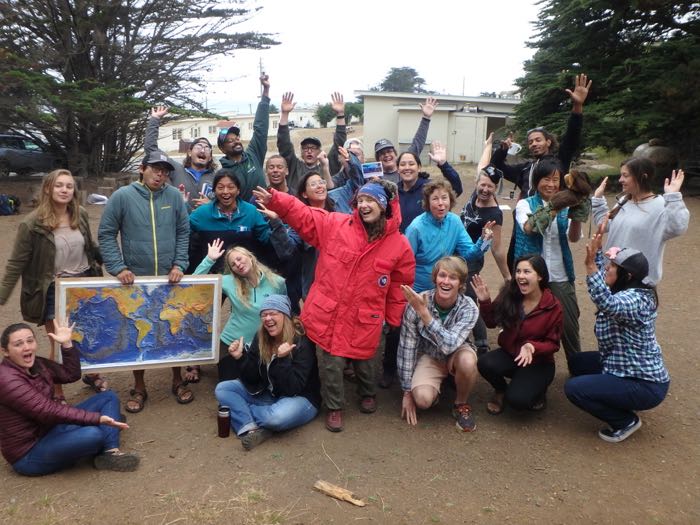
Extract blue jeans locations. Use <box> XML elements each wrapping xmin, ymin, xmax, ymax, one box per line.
<box><xmin>565</xmin><ymin>352</ymin><xmax>670</xmax><ymax>430</ymax></box>
<box><xmin>13</xmin><ymin>390</ymin><xmax>122</xmax><ymax>476</ymax></box>
<box><xmin>215</xmin><ymin>380</ymin><xmax>318</xmax><ymax>436</ymax></box>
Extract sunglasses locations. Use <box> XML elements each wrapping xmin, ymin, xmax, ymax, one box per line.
<box><xmin>527</xmin><ymin>126</ymin><xmax>546</xmax><ymax>135</ymax></box>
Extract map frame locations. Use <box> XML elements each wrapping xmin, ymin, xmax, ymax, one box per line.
<box><xmin>56</xmin><ymin>275</ymin><xmax>223</xmax><ymax>373</ymax></box>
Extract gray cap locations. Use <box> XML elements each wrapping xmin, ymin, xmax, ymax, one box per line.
<box><xmin>142</xmin><ymin>150</ymin><xmax>174</xmax><ymax>171</ymax></box>
<box><xmin>374</xmin><ymin>138</ymin><xmax>395</xmax><ymax>155</ymax></box>
<box><xmin>612</xmin><ymin>247</ymin><xmax>649</xmax><ymax>282</ymax></box>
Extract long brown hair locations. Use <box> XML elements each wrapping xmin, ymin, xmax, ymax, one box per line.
<box><xmin>224</xmin><ymin>246</ymin><xmax>284</xmax><ymax>307</ymax></box>
<box><xmin>257</xmin><ymin>315</ymin><xmax>305</xmax><ymax>365</ymax></box>
<box><xmin>36</xmin><ymin>169</ymin><xmax>80</xmax><ymax>230</ymax></box>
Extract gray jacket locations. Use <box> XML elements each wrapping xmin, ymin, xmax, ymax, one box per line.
<box><xmin>98</xmin><ymin>181</ymin><xmax>190</xmax><ymax>277</ymax></box>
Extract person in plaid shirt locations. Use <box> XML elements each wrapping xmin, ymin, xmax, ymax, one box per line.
<box><xmin>397</xmin><ymin>256</ymin><xmax>480</xmax><ymax>432</ymax></box>
<box><xmin>565</xmin><ymin>232</ymin><xmax>669</xmax><ymax>443</ymax></box>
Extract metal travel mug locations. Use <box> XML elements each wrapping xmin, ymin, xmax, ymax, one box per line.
<box><xmin>217</xmin><ymin>405</ymin><xmax>231</xmax><ymax>438</ymax></box>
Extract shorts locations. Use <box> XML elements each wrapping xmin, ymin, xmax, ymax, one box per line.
<box><xmin>410</xmin><ymin>345</ymin><xmax>476</xmax><ymax>393</ymax></box>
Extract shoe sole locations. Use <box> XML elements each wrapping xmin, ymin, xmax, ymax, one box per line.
<box><xmin>598</xmin><ymin>418</ymin><xmax>642</xmax><ymax>443</ymax></box>
<box><xmin>94</xmin><ymin>454</ymin><xmax>140</xmax><ymax>472</ymax></box>
<box><xmin>325</xmin><ymin>424</ymin><xmax>343</xmax><ymax>432</ymax></box>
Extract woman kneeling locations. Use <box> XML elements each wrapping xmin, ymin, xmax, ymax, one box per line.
<box><xmin>215</xmin><ymin>295</ymin><xmax>321</xmax><ymax>450</ymax></box>
<box><xmin>0</xmin><ymin>321</ymin><xmax>138</xmax><ymax>476</ymax></box>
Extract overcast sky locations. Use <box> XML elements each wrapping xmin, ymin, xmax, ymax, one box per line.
<box><xmin>202</xmin><ymin>0</ymin><xmax>542</xmax><ymax>114</ymax></box>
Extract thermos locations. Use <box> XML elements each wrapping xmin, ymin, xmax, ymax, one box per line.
<box><xmin>217</xmin><ymin>405</ymin><xmax>231</xmax><ymax>438</ymax></box>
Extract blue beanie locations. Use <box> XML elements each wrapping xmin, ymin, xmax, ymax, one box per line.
<box><xmin>260</xmin><ymin>294</ymin><xmax>292</xmax><ymax>317</ymax></box>
<box><xmin>357</xmin><ymin>183</ymin><xmax>387</xmax><ymax>210</ymax></box>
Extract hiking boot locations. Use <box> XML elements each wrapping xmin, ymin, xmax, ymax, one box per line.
<box><xmin>452</xmin><ymin>403</ymin><xmax>477</xmax><ymax>432</ymax></box>
<box><xmin>359</xmin><ymin>396</ymin><xmax>377</xmax><ymax>414</ymax></box>
<box><xmin>240</xmin><ymin>428</ymin><xmax>272</xmax><ymax>450</ymax></box>
<box><xmin>598</xmin><ymin>415</ymin><xmax>642</xmax><ymax>443</ymax></box>
<box><xmin>94</xmin><ymin>451</ymin><xmax>140</xmax><ymax>472</ymax></box>
<box><xmin>325</xmin><ymin>410</ymin><xmax>344</xmax><ymax>432</ymax></box>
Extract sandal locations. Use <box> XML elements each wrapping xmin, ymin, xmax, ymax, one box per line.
<box><xmin>486</xmin><ymin>392</ymin><xmax>505</xmax><ymax>415</ymax></box>
<box><xmin>125</xmin><ymin>389</ymin><xmax>148</xmax><ymax>413</ymax></box>
<box><xmin>172</xmin><ymin>382</ymin><xmax>194</xmax><ymax>405</ymax></box>
<box><xmin>83</xmin><ymin>374</ymin><xmax>109</xmax><ymax>393</ymax></box>
<box><xmin>183</xmin><ymin>366</ymin><xmax>201</xmax><ymax>384</ymax></box>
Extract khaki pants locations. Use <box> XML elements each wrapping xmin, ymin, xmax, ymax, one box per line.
<box><xmin>321</xmin><ymin>351</ymin><xmax>375</xmax><ymax>411</ymax></box>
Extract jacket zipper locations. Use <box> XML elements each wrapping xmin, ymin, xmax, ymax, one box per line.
<box><xmin>148</xmin><ymin>189</ymin><xmax>158</xmax><ymax>275</ymax></box>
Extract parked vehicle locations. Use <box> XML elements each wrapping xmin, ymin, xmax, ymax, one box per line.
<box><xmin>0</xmin><ymin>134</ymin><xmax>58</xmax><ymax>177</ymax></box>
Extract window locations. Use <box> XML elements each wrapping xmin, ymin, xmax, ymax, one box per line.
<box><xmin>190</xmin><ymin>127</ymin><xmax>200</xmax><ymax>137</ymax></box>
<box><xmin>272</xmin><ymin>119</ymin><xmax>278</xmax><ymax>129</ymax></box>
<box><xmin>247</xmin><ymin>122</ymin><xmax>253</xmax><ymax>130</ymax></box>
<box><xmin>172</xmin><ymin>129</ymin><xmax>183</xmax><ymax>140</ymax></box>
<box><xmin>208</xmin><ymin>125</ymin><xmax>217</xmax><ymax>134</ymax></box>
<box><xmin>22</xmin><ymin>140</ymin><xmax>43</xmax><ymax>151</ymax></box>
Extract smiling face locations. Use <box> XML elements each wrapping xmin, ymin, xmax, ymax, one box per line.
<box><xmin>189</xmin><ymin>142</ymin><xmax>212</xmax><ymax>169</ymax></box>
<box><xmin>377</xmin><ymin>147</ymin><xmax>397</xmax><ymax>173</ymax></box>
<box><xmin>536</xmin><ymin>170</ymin><xmax>561</xmax><ymax>202</ymax></box>
<box><xmin>356</xmin><ymin>195</ymin><xmax>382</xmax><ymax>224</ymax></box>
<box><xmin>260</xmin><ymin>309</ymin><xmax>285</xmax><ymax>338</ymax></box>
<box><xmin>214</xmin><ymin>176</ymin><xmax>239</xmax><ymax>210</ymax></box>
<box><xmin>51</xmin><ymin>174</ymin><xmax>75</xmax><ymax>206</ymax></box>
<box><xmin>265</xmin><ymin>157</ymin><xmax>288</xmax><ymax>188</ymax></box>
<box><xmin>301</xmin><ymin>174</ymin><xmax>327</xmax><ymax>206</ymax></box>
<box><xmin>476</xmin><ymin>174</ymin><xmax>497</xmax><ymax>203</ymax></box>
<box><xmin>433</xmin><ymin>267</ymin><xmax>461</xmax><ymax>307</ymax></box>
<box><xmin>604</xmin><ymin>261</ymin><xmax>619</xmax><ymax>287</ymax></box>
<box><xmin>398</xmin><ymin>153</ymin><xmax>419</xmax><ymax>188</ymax></box>
<box><xmin>222</xmin><ymin>133</ymin><xmax>243</xmax><ymax>157</ymax></box>
<box><xmin>2</xmin><ymin>328</ymin><xmax>37</xmax><ymax>371</ymax></box>
<box><xmin>515</xmin><ymin>260</ymin><xmax>542</xmax><ymax>297</ymax></box>
<box><xmin>227</xmin><ymin>249</ymin><xmax>253</xmax><ymax>277</ymax></box>
<box><xmin>527</xmin><ymin>131</ymin><xmax>552</xmax><ymax>157</ymax></box>
<box><xmin>140</xmin><ymin>163</ymin><xmax>170</xmax><ymax>191</ymax></box>
<box><xmin>429</xmin><ymin>188</ymin><xmax>451</xmax><ymax>220</ymax></box>
<box><xmin>618</xmin><ymin>165</ymin><xmax>640</xmax><ymax>196</ymax></box>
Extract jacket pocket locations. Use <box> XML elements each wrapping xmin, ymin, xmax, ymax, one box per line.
<box><xmin>303</xmin><ymin>293</ymin><xmax>337</xmax><ymax>336</ymax></box>
<box><xmin>351</xmin><ymin>308</ymin><xmax>384</xmax><ymax>349</ymax></box>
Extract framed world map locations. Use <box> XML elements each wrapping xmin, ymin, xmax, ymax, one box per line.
<box><xmin>56</xmin><ymin>275</ymin><xmax>222</xmax><ymax>372</ymax></box>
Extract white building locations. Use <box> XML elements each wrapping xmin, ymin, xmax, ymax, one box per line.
<box><xmin>356</xmin><ymin>91</ymin><xmax>520</xmax><ymax>164</ymax></box>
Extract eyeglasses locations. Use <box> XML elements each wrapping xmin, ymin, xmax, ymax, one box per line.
<box><xmin>307</xmin><ymin>179</ymin><xmax>327</xmax><ymax>189</ymax></box>
<box><xmin>301</xmin><ymin>145</ymin><xmax>320</xmax><ymax>152</ymax></box>
<box><xmin>192</xmin><ymin>143</ymin><xmax>211</xmax><ymax>150</ymax></box>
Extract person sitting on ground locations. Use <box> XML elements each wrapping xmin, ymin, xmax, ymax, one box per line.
<box><xmin>0</xmin><ymin>169</ymin><xmax>107</xmax><ymax>403</ymax></box>
<box><xmin>397</xmin><ymin>256</ymin><xmax>480</xmax><ymax>432</ymax></box>
<box><xmin>277</xmin><ymin>91</ymin><xmax>346</xmax><ymax>194</ymax></box>
<box><xmin>0</xmin><ymin>320</ymin><xmax>139</xmax><ymax>475</ymax></box>
<box><xmin>374</xmin><ymin>96</ymin><xmax>438</xmax><ymax>183</ymax></box>
<box><xmin>472</xmin><ymin>255</ymin><xmax>563</xmax><ymax>414</ymax></box>
<box><xmin>565</xmin><ymin>233</ymin><xmax>669</xmax><ymax>443</ymax></box>
<box><xmin>194</xmin><ymin>239</ymin><xmax>287</xmax><ymax>381</ymax></box>
<box><xmin>253</xmin><ymin>180</ymin><xmax>415</xmax><ymax>433</ymax></box>
<box><xmin>215</xmin><ymin>294</ymin><xmax>321</xmax><ymax>450</ymax></box>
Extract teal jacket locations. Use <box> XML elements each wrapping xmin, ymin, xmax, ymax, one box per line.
<box><xmin>98</xmin><ymin>181</ymin><xmax>190</xmax><ymax>277</ymax></box>
<box><xmin>219</xmin><ymin>96</ymin><xmax>270</xmax><ymax>201</ymax></box>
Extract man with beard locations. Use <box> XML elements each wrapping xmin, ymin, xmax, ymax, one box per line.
<box><xmin>277</xmin><ymin>92</ymin><xmax>346</xmax><ymax>195</ymax></box>
<box><xmin>146</xmin><ymin>108</ymin><xmax>216</xmax><ymax>211</ymax></box>
<box><xmin>217</xmin><ymin>75</ymin><xmax>272</xmax><ymax>202</ymax></box>
<box><xmin>373</xmin><ymin>96</ymin><xmax>438</xmax><ymax>184</ymax></box>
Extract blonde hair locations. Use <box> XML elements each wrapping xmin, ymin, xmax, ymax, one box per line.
<box><xmin>224</xmin><ymin>246</ymin><xmax>283</xmax><ymax>307</ymax></box>
<box><xmin>36</xmin><ymin>169</ymin><xmax>80</xmax><ymax>230</ymax></box>
<box><xmin>431</xmin><ymin>256</ymin><xmax>469</xmax><ymax>294</ymax></box>
<box><xmin>257</xmin><ymin>315</ymin><xmax>304</xmax><ymax>365</ymax></box>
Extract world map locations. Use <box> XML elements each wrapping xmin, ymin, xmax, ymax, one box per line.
<box><xmin>64</xmin><ymin>280</ymin><xmax>218</xmax><ymax>370</ymax></box>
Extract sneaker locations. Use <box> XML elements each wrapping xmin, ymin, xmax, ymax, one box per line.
<box><xmin>359</xmin><ymin>396</ymin><xmax>377</xmax><ymax>414</ymax></box>
<box><xmin>93</xmin><ymin>451</ymin><xmax>140</xmax><ymax>472</ymax></box>
<box><xmin>325</xmin><ymin>410</ymin><xmax>344</xmax><ymax>432</ymax></box>
<box><xmin>240</xmin><ymin>428</ymin><xmax>272</xmax><ymax>450</ymax></box>
<box><xmin>452</xmin><ymin>403</ymin><xmax>477</xmax><ymax>432</ymax></box>
<box><xmin>598</xmin><ymin>415</ymin><xmax>642</xmax><ymax>443</ymax></box>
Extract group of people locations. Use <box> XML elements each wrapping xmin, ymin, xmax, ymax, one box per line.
<box><xmin>0</xmin><ymin>73</ymin><xmax>690</xmax><ymax>477</ymax></box>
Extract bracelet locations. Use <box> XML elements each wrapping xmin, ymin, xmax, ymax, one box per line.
<box><xmin>336</xmin><ymin>114</ymin><xmax>345</xmax><ymax>119</ymax></box>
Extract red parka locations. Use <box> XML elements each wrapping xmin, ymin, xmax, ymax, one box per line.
<box><xmin>267</xmin><ymin>189</ymin><xmax>415</xmax><ymax>360</ymax></box>
<box><xmin>480</xmin><ymin>288</ymin><xmax>562</xmax><ymax>364</ymax></box>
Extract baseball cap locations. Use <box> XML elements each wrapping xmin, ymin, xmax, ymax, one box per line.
<box><xmin>142</xmin><ymin>150</ymin><xmax>174</xmax><ymax>171</ymax></box>
<box><xmin>374</xmin><ymin>138</ymin><xmax>395</xmax><ymax>155</ymax></box>
<box><xmin>300</xmin><ymin>137</ymin><xmax>322</xmax><ymax>148</ymax></box>
<box><xmin>217</xmin><ymin>126</ymin><xmax>241</xmax><ymax>149</ymax></box>
<box><xmin>607</xmin><ymin>247</ymin><xmax>650</xmax><ymax>282</ymax></box>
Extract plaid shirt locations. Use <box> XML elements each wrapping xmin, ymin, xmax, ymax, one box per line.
<box><xmin>588</xmin><ymin>253</ymin><xmax>669</xmax><ymax>383</ymax></box>
<box><xmin>397</xmin><ymin>290</ymin><xmax>479</xmax><ymax>391</ymax></box>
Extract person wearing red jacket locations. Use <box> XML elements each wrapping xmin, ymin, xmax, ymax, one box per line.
<box><xmin>253</xmin><ymin>180</ymin><xmax>415</xmax><ymax>432</ymax></box>
<box><xmin>471</xmin><ymin>255</ymin><xmax>563</xmax><ymax>415</ymax></box>
<box><xmin>0</xmin><ymin>320</ymin><xmax>139</xmax><ymax>476</ymax></box>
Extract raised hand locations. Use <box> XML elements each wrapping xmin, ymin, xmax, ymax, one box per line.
<box><xmin>207</xmin><ymin>238</ymin><xmax>225</xmax><ymax>261</ymax></box>
<box><xmin>253</xmin><ymin>186</ymin><xmax>272</xmax><ymax>206</ymax></box>
<box><xmin>276</xmin><ymin>342</ymin><xmax>296</xmax><ymax>358</ymax></box>
<box><xmin>257</xmin><ymin>203</ymin><xmax>279</xmax><ymax>221</ymax></box>
<box><xmin>664</xmin><ymin>169</ymin><xmax>685</xmax><ymax>194</ymax></box>
<box><xmin>484</xmin><ymin>132</ymin><xmax>495</xmax><ymax>146</ymax></box>
<box><xmin>419</xmin><ymin>96</ymin><xmax>439</xmax><ymax>119</ymax></box>
<box><xmin>281</xmin><ymin>92</ymin><xmax>296</xmax><ymax>114</ymax></box>
<box><xmin>470</xmin><ymin>274</ymin><xmax>491</xmax><ymax>303</ymax></box>
<box><xmin>151</xmin><ymin>105</ymin><xmax>168</xmax><ymax>119</ymax></box>
<box><xmin>500</xmin><ymin>131</ymin><xmax>514</xmax><ymax>151</ymax></box>
<box><xmin>428</xmin><ymin>141</ymin><xmax>447</xmax><ymax>166</ymax></box>
<box><xmin>330</xmin><ymin>92</ymin><xmax>345</xmax><ymax>115</ymax></box>
<box><xmin>594</xmin><ymin>176</ymin><xmax>608</xmax><ymax>198</ymax></box>
<box><xmin>47</xmin><ymin>318</ymin><xmax>76</xmax><ymax>346</ymax></box>
<box><xmin>481</xmin><ymin>220</ymin><xmax>496</xmax><ymax>241</ymax></box>
<box><xmin>515</xmin><ymin>343</ymin><xmax>535</xmax><ymax>367</ymax></box>
<box><xmin>260</xmin><ymin>73</ymin><xmax>270</xmax><ymax>89</ymax></box>
<box><xmin>566</xmin><ymin>73</ymin><xmax>592</xmax><ymax>109</ymax></box>
<box><xmin>317</xmin><ymin>150</ymin><xmax>329</xmax><ymax>167</ymax></box>
<box><xmin>585</xmin><ymin>232</ymin><xmax>603</xmax><ymax>274</ymax></box>
<box><xmin>338</xmin><ymin>146</ymin><xmax>350</xmax><ymax>165</ymax></box>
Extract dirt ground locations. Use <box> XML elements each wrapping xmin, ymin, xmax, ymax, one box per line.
<box><xmin>0</xmin><ymin>156</ymin><xmax>698</xmax><ymax>525</ymax></box>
